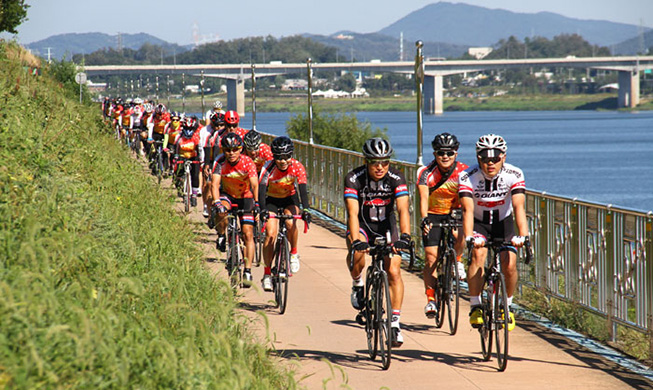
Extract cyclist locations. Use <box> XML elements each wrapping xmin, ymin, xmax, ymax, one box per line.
<box><xmin>223</xmin><ymin>110</ymin><xmax>248</xmax><ymax>139</ymax></box>
<box><xmin>164</xmin><ymin>112</ymin><xmax>183</xmax><ymax>175</ymax></box>
<box><xmin>243</xmin><ymin>130</ymin><xmax>273</xmax><ymax>174</ymax></box>
<box><xmin>205</xmin><ymin>99</ymin><xmax>223</xmax><ymax>124</ymax></box>
<box><xmin>258</xmin><ymin>136</ymin><xmax>310</xmax><ymax>291</ymax></box>
<box><xmin>199</xmin><ymin>111</ymin><xmax>223</xmax><ymax>217</ymax></box>
<box><xmin>211</xmin><ymin>133</ymin><xmax>259</xmax><ymax>285</ymax></box>
<box><xmin>147</xmin><ymin>104</ymin><xmax>171</xmax><ymax>172</ymax></box>
<box><xmin>344</xmin><ymin>138</ymin><xmax>412</xmax><ymax>347</ymax></box>
<box><xmin>418</xmin><ymin>132</ymin><xmax>468</xmax><ymax>318</ymax></box>
<box><xmin>172</xmin><ymin>116</ymin><xmax>202</xmax><ymax>207</ymax></box>
<box><xmin>459</xmin><ymin>134</ymin><xmax>529</xmax><ymax>332</ymax></box>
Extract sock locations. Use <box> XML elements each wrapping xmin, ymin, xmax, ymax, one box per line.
<box><xmin>507</xmin><ymin>296</ymin><xmax>513</xmax><ymax>307</ymax></box>
<box><xmin>290</xmin><ymin>248</ymin><xmax>298</xmax><ymax>255</ymax></box>
<box><xmin>352</xmin><ymin>275</ymin><xmax>363</xmax><ymax>287</ymax></box>
<box><xmin>391</xmin><ymin>310</ymin><xmax>401</xmax><ymax>327</ymax></box>
<box><xmin>192</xmin><ymin>187</ymin><xmax>199</xmax><ymax>195</ymax></box>
<box><xmin>264</xmin><ymin>266</ymin><xmax>271</xmax><ymax>275</ymax></box>
<box><xmin>457</xmin><ymin>254</ymin><xmax>463</xmax><ymax>262</ymax></box>
<box><xmin>244</xmin><ymin>268</ymin><xmax>251</xmax><ymax>274</ymax></box>
<box><xmin>426</xmin><ymin>288</ymin><xmax>435</xmax><ymax>301</ymax></box>
<box><xmin>470</xmin><ymin>295</ymin><xmax>482</xmax><ymax>307</ymax></box>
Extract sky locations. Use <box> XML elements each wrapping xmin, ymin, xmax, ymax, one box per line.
<box><xmin>5</xmin><ymin>0</ymin><xmax>653</xmax><ymax>45</ymax></box>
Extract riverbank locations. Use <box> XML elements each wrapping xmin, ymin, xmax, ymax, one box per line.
<box><xmin>169</xmin><ymin>92</ymin><xmax>653</xmax><ymax>114</ymax></box>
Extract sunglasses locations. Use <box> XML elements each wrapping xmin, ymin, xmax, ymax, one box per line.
<box><xmin>226</xmin><ymin>123</ymin><xmax>237</xmax><ymax>128</ymax></box>
<box><xmin>436</xmin><ymin>150</ymin><xmax>456</xmax><ymax>157</ymax></box>
<box><xmin>274</xmin><ymin>154</ymin><xmax>292</xmax><ymax>161</ymax></box>
<box><xmin>223</xmin><ymin>147</ymin><xmax>242</xmax><ymax>153</ymax></box>
<box><xmin>367</xmin><ymin>159</ymin><xmax>390</xmax><ymax>167</ymax></box>
<box><xmin>479</xmin><ymin>156</ymin><xmax>502</xmax><ymax>164</ymax></box>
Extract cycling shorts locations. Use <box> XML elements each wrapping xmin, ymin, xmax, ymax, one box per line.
<box><xmin>422</xmin><ymin>214</ymin><xmax>455</xmax><ymax>248</ymax></box>
<box><xmin>347</xmin><ymin>219</ymin><xmax>398</xmax><ymax>245</ymax></box>
<box><xmin>220</xmin><ymin>194</ymin><xmax>255</xmax><ymax>226</ymax></box>
<box><xmin>473</xmin><ymin>215</ymin><xmax>516</xmax><ymax>253</ymax></box>
<box><xmin>266</xmin><ymin>194</ymin><xmax>300</xmax><ymax>215</ymax></box>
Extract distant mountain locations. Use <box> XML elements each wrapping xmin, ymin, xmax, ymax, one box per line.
<box><xmin>305</xmin><ymin>31</ymin><xmax>468</xmax><ymax>61</ymax></box>
<box><xmin>613</xmin><ymin>30</ymin><xmax>653</xmax><ymax>55</ymax></box>
<box><xmin>379</xmin><ymin>2</ymin><xmax>646</xmax><ymax>48</ymax></box>
<box><xmin>26</xmin><ymin>32</ymin><xmax>191</xmax><ymax>60</ymax></box>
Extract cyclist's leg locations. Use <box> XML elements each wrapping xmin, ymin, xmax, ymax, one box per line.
<box><xmin>263</xmin><ymin>216</ymin><xmax>279</xmax><ymax>268</ymax></box>
<box><xmin>345</xmin><ymin>230</ymin><xmax>368</xmax><ymax>281</ymax></box>
<box><xmin>384</xmin><ymin>254</ymin><xmax>404</xmax><ymax>312</ymax></box>
<box><xmin>284</xmin><ymin>204</ymin><xmax>300</xmax><ymax>252</ymax></box>
<box><xmin>240</xmin><ymin>199</ymin><xmax>256</xmax><ymax>269</ymax></box>
<box><xmin>190</xmin><ymin>160</ymin><xmax>200</xmax><ymax>204</ymax></box>
<box><xmin>215</xmin><ymin>197</ymin><xmax>231</xmax><ymax>235</ymax></box>
<box><xmin>500</xmin><ymin>250</ymin><xmax>518</xmax><ymax>300</ymax></box>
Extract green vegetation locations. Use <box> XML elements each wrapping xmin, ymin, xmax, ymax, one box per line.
<box><xmin>286</xmin><ymin>109</ymin><xmax>388</xmax><ymax>151</ymax></box>
<box><xmin>0</xmin><ymin>41</ymin><xmax>295</xmax><ymax>388</ymax></box>
<box><xmin>0</xmin><ymin>0</ymin><xmax>29</xmax><ymax>34</ymax></box>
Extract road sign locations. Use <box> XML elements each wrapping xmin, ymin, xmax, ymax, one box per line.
<box><xmin>75</xmin><ymin>72</ymin><xmax>87</xmax><ymax>84</ymax></box>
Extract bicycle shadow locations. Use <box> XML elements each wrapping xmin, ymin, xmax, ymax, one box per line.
<box><xmin>272</xmin><ymin>348</ymin><xmax>385</xmax><ymax>371</ymax></box>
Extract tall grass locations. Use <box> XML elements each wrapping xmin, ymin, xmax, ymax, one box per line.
<box><xmin>0</xmin><ymin>41</ymin><xmax>296</xmax><ymax>389</ymax></box>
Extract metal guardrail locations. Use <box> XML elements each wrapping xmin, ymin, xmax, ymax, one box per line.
<box><xmin>260</xmin><ymin>133</ymin><xmax>653</xmax><ymax>357</ymax></box>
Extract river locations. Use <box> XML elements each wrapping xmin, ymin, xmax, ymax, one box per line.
<box><xmin>215</xmin><ymin>110</ymin><xmax>653</xmax><ymax>213</ymax></box>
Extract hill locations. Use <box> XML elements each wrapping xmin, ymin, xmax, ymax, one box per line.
<box><xmin>379</xmin><ymin>2</ymin><xmax>645</xmax><ymax>48</ymax></box>
<box><xmin>305</xmin><ymin>31</ymin><xmax>467</xmax><ymax>61</ymax></box>
<box><xmin>613</xmin><ymin>29</ymin><xmax>653</xmax><ymax>55</ymax></box>
<box><xmin>26</xmin><ymin>32</ymin><xmax>191</xmax><ymax>60</ymax></box>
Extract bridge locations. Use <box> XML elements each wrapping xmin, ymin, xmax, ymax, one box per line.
<box><xmin>84</xmin><ymin>55</ymin><xmax>653</xmax><ymax>114</ymax></box>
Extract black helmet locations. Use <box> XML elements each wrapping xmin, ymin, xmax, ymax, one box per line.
<box><xmin>362</xmin><ymin>137</ymin><xmax>393</xmax><ymax>159</ymax></box>
<box><xmin>243</xmin><ymin>130</ymin><xmax>262</xmax><ymax>151</ymax></box>
<box><xmin>431</xmin><ymin>132</ymin><xmax>459</xmax><ymax>151</ymax></box>
<box><xmin>210</xmin><ymin>111</ymin><xmax>225</xmax><ymax>127</ymax></box>
<box><xmin>271</xmin><ymin>136</ymin><xmax>294</xmax><ymax>156</ymax></box>
<box><xmin>221</xmin><ymin>132</ymin><xmax>243</xmax><ymax>149</ymax></box>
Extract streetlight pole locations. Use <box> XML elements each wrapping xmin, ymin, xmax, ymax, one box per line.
<box><xmin>307</xmin><ymin>58</ymin><xmax>314</xmax><ymax>145</ymax></box>
<box><xmin>415</xmin><ymin>41</ymin><xmax>425</xmax><ymax>166</ymax></box>
<box><xmin>200</xmin><ymin>70</ymin><xmax>205</xmax><ymax>120</ymax></box>
<box><xmin>182</xmin><ymin>73</ymin><xmax>186</xmax><ymax>113</ymax></box>
<box><xmin>251</xmin><ymin>64</ymin><xmax>257</xmax><ymax>130</ymax></box>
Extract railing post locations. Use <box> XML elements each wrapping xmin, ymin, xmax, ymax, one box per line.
<box><xmin>646</xmin><ymin>212</ymin><xmax>653</xmax><ymax>357</ymax></box>
<box><xmin>570</xmin><ymin>203</ymin><xmax>580</xmax><ymax>301</ymax></box>
<box><xmin>307</xmin><ymin>58</ymin><xmax>314</xmax><ymax>145</ymax></box>
<box><xmin>605</xmin><ymin>208</ymin><xmax>616</xmax><ymax>342</ymax></box>
<box><xmin>414</xmin><ymin>41</ymin><xmax>424</xmax><ymax>166</ymax></box>
<box><xmin>251</xmin><ymin>64</ymin><xmax>257</xmax><ymax>130</ymax></box>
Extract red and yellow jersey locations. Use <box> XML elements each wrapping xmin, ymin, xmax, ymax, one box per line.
<box><xmin>176</xmin><ymin>130</ymin><xmax>201</xmax><ymax>159</ymax></box>
<box><xmin>121</xmin><ymin>107</ymin><xmax>133</xmax><ymax>127</ymax></box>
<box><xmin>249</xmin><ymin>143</ymin><xmax>274</xmax><ymax>173</ymax></box>
<box><xmin>112</xmin><ymin>105</ymin><xmax>123</xmax><ymax>120</ymax></box>
<box><xmin>167</xmin><ymin>121</ymin><xmax>182</xmax><ymax>146</ymax></box>
<box><xmin>212</xmin><ymin>155</ymin><xmax>257</xmax><ymax>199</ymax></box>
<box><xmin>417</xmin><ymin>160</ymin><xmax>468</xmax><ymax>215</ymax></box>
<box><xmin>259</xmin><ymin>158</ymin><xmax>307</xmax><ymax>199</ymax></box>
<box><xmin>153</xmin><ymin>113</ymin><xmax>170</xmax><ymax>135</ymax></box>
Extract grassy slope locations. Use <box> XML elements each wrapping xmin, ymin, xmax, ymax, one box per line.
<box><xmin>0</xmin><ymin>42</ymin><xmax>294</xmax><ymax>389</ymax></box>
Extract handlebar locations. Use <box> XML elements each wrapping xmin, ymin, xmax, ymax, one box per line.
<box><xmin>267</xmin><ymin>214</ymin><xmax>309</xmax><ymax>233</ymax></box>
<box><xmin>466</xmin><ymin>237</ymin><xmax>534</xmax><ymax>264</ymax></box>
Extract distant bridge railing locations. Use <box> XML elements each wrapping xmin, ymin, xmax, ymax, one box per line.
<box><xmin>261</xmin><ymin>133</ymin><xmax>653</xmax><ymax>355</ymax></box>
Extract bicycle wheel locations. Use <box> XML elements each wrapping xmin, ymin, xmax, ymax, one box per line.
<box><xmin>276</xmin><ymin>237</ymin><xmax>290</xmax><ymax>314</ymax></box>
<box><xmin>156</xmin><ymin>152</ymin><xmax>163</xmax><ymax>185</ymax></box>
<box><xmin>365</xmin><ymin>268</ymin><xmax>377</xmax><ymax>360</ymax></box>
<box><xmin>376</xmin><ymin>271</ymin><xmax>392</xmax><ymax>370</ymax></box>
<box><xmin>183</xmin><ymin>169</ymin><xmax>191</xmax><ymax>213</ymax></box>
<box><xmin>254</xmin><ymin>220</ymin><xmax>263</xmax><ymax>267</ymax></box>
<box><xmin>434</xmin><ymin>267</ymin><xmax>446</xmax><ymax>329</ymax></box>
<box><xmin>480</xmin><ymin>284</ymin><xmax>493</xmax><ymax>361</ymax></box>
<box><xmin>445</xmin><ymin>251</ymin><xmax>460</xmax><ymax>335</ymax></box>
<box><xmin>494</xmin><ymin>272</ymin><xmax>510</xmax><ymax>371</ymax></box>
<box><xmin>226</xmin><ymin>224</ymin><xmax>241</xmax><ymax>289</ymax></box>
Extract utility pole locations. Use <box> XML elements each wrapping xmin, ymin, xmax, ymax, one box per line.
<box><xmin>307</xmin><ymin>58</ymin><xmax>314</xmax><ymax>145</ymax></box>
<box><xmin>251</xmin><ymin>64</ymin><xmax>257</xmax><ymax>130</ymax></box>
<box><xmin>415</xmin><ymin>41</ymin><xmax>424</xmax><ymax>166</ymax></box>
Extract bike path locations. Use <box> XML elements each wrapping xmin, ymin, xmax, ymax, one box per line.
<box><xmin>185</xmin><ymin>207</ymin><xmax>651</xmax><ymax>390</ymax></box>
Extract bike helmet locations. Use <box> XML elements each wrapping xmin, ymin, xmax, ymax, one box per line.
<box><xmin>170</xmin><ymin>111</ymin><xmax>181</xmax><ymax>121</ymax></box>
<box><xmin>243</xmin><ymin>130</ymin><xmax>262</xmax><ymax>151</ymax></box>
<box><xmin>362</xmin><ymin>137</ymin><xmax>393</xmax><ymax>159</ymax></box>
<box><xmin>182</xmin><ymin>115</ymin><xmax>199</xmax><ymax>133</ymax></box>
<box><xmin>213</xmin><ymin>100</ymin><xmax>223</xmax><ymax>110</ymax></box>
<box><xmin>475</xmin><ymin>134</ymin><xmax>507</xmax><ymax>155</ymax></box>
<box><xmin>144</xmin><ymin>103</ymin><xmax>154</xmax><ymax>113</ymax></box>
<box><xmin>210</xmin><ymin>111</ymin><xmax>225</xmax><ymax>127</ymax></box>
<box><xmin>431</xmin><ymin>132</ymin><xmax>459</xmax><ymax>150</ymax></box>
<box><xmin>224</xmin><ymin>110</ymin><xmax>239</xmax><ymax>125</ymax></box>
<box><xmin>133</xmin><ymin>97</ymin><xmax>143</xmax><ymax>105</ymax></box>
<box><xmin>154</xmin><ymin>103</ymin><xmax>166</xmax><ymax>115</ymax></box>
<box><xmin>221</xmin><ymin>132</ymin><xmax>243</xmax><ymax>149</ymax></box>
<box><xmin>271</xmin><ymin>136</ymin><xmax>294</xmax><ymax>156</ymax></box>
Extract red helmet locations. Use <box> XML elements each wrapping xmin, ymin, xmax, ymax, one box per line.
<box><xmin>224</xmin><ymin>110</ymin><xmax>239</xmax><ymax>125</ymax></box>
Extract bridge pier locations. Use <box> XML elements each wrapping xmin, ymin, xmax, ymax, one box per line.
<box><xmin>226</xmin><ymin>78</ymin><xmax>245</xmax><ymax>116</ymax></box>
<box><xmin>424</xmin><ymin>74</ymin><xmax>443</xmax><ymax>115</ymax></box>
<box><xmin>617</xmin><ymin>70</ymin><xmax>640</xmax><ymax>108</ymax></box>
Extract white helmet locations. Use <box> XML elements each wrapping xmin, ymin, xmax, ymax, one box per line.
<box><xmin>213</xmin><ymin>100</ymin><xmax>223</xmax><ymax>110</ymax></box>
<box><xmin>475</xmin><ymin>134</ymin><xmax>507</xmax><ymax>154</ymax></box>
<box><xmin>362</xmin><ymin>138</ymin><xmax>393</xmax><ymax>159</ymax></box>
<box><xmin>134</xmin><ymin>97</ymin><xmax>143</xmax><ymax>104</ymax></box>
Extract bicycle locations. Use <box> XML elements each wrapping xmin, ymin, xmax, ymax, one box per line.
<box><xmin>267</xmin><ymin>214</ymin><xmax>308</xmax><ymax>314</ymax></box>
<box><xmin>149</xmin><ymin>140</ymin><xmax>165</xmax><ymax>185</ymax></box>
<box><xmin>430</xmin><ymin>213</ymin><xmax>462</xmax><ymax>335</ymax></box>
<box><xmin>353</xmin><ymin>236</ymin><xmax>394</xmax><ymax>370</ymax></box>
<box><xmin>253</xmin><ymin>217</ymin><xmax>265</xmax><ymax>267</ymax></box>
<box><xmin>468</xmin><ymin>237</ymin><xmax>533</xmax><ymax>371</ymax></box>
<box><xmin>222</xmin><ymin>205</ymin><xmax>247</xmax><ymax>289</ymax></box>
<box><xmin>173</xmin><ymin>157</ymin><xmax>200</xmax><ymax>213</ymax></box>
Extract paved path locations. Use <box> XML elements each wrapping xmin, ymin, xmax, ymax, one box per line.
<box><xmin>167</xmin><ymin>180</ymin><xmax>651</xmax><ymax>389</ymax></box>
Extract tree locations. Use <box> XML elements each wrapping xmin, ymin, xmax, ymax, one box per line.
<box><xmin>0</xmin><ymin>0</ymin><xmax>29</xmax><ymax>34</ymax></box>
<box><xmin>286</xmin><ymin>110</ymin><xmax>387</xmax><ymax>152</ymax></box>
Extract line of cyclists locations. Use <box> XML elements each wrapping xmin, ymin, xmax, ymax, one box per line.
<box><xmin>102</xmin><ymin>96</ymin><xmax>530</xmax><ymax>351</ymax></box>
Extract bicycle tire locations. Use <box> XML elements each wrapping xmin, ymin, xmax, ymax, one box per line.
<box><xmin>277</xmin><ymin>237</ymin><xmax>290</xmax><ymax>314</ymax></box>
<box><xmin>156</xmin><ymin>152</ymin><xmax>163</xmax><ymax>185</ymax></box>
<box><xmin>226</xmin><ymin>221</ymin><xmax>241</xmax><ymax>289</ymax></box>
<box><xmin>445</xmin><ymin>251</ymin><xmax>460</xmax><ymax>335</ymax></box>
<box><xmin>434</xmin><ymin>269</ymin><xmax>445</xmax><ymax>329</ymax></box>
<box><xmin>254</xmin><ymin>220</ymin><xmax>263</xmax><ymax>267</ymax></box>
<box><xmin>365</xmin><ymin>267</ymin><xmax>377</xmax><ymax>360</ymax></box>
<box><xmin>183</xmin><ymin>169</ymin><xmax>191</xmax><ymax>213</ymax></box>
<box><xmin>376</xmin><ymin>271</ymin><xmax>392</xmax><ymax>370</ymax></box>
<box><xmin>480</xmin><ymin>284</ymin><xmax>493</xmax><ymax>361</ymax></box>
<box><xmin>494</xmin><ymin>272</ymin><xmax>510</xmax><ymax>371</ymax></box>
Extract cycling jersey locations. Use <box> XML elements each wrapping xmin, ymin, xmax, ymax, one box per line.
<box><xmin>458</xmin><ymin>162</ymin><xmax>525</xmax><ymax>224</ymax></box>
<box><xmin>121</xmin><ymin>107</ymin><xmax>133</xmax><ymax>128</ymax></box>
<box><xmin>212</xmin><ymin>154</ymin><xmax>257</xmax><ymax>199</ymax></box>
<box><xmin>259</xmin><ymin>158</ymin><xmax>307</xmax><ymax>199</ymax></box>
<box><xmin>344</xmin><ymin>165</ymin><xmax>409</xmax><ymax>225</ymax></box>
<box><xmin>152</xmin><ymin>113</ymin><xmax>170</xmax><ymax>135</ymax></box>
<box><xmin>249</xmin><ymin>143</ymin><xmax>274</xmax><ymax>173</ymax></box>
<box><xmin>198</xmin><ymin>123</ymin><xmax>216</xmax><ymax>164</ymax></box>
<box><xmin>418</xmin><ymin>160</ymin><xmax>468</xmax><ymax>215</ymax></box>
<box><xmin>176</xmin><ymin>131</ymin><xmax>201</xmax><ymax>159</ymax></box>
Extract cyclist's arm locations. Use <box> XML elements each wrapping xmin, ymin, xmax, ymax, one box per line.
<box><xmin>249</xmin><ymin>175</ymin><xmax>259</xmax><ymax>203</ymax></box>
<box><xmin>345</xmin><ymin>198</ymin><xmax>362</xmax><ymax>242</ymax></box>
<box><xmin>211</xmin><ymin>172</ymin><xmax>221</xmax><ymax>201</ymax></box>
<box><xmin>417</xmin><ymin>184</ymin><xmax>430</xmax><ymax>219</ymax></box>
<box><xmin>298</xmin><ymin>183</ymin><xmax>310</xmax><ymax>209</ymax></box>
<box><xmin>162</xmin><ymin>133</ymin><xmax>169</xmax><ymax>149</ymax></box>
<box><xmin>147</xmin><ymin>121</ymin><xmax>154</xmax><ymax>139</ymax></box>
<box><xmin>460</xmin><ymin>195</ymin><xmax>475</xmax><ymax>238</ymax></box>
<box><xmin>512</xmin><ymin>192</ymin><xmax>528</xmax><ymax>237</ymax></box>
<box><xmin>396</xmin><ymin>195</ymin><xmax>411</xmax><ymax>236</ymax></box>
